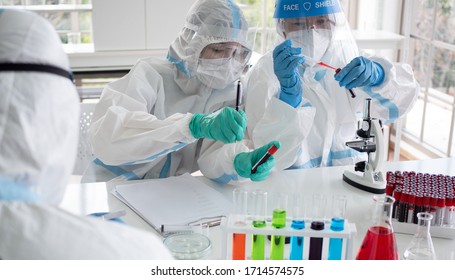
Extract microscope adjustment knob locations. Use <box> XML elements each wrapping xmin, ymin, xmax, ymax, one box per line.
<box><xmin>354</xmin><ymin>161</ymin><xmax>366</xmax><ymax>172</ymax></box>
<box><xmin>356</xmin><ymin>120</ymin><xmax>371</xmax><ymax>138</ymax></box>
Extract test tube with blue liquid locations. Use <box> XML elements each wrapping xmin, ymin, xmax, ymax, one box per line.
<box><xmin>232</xmin><ymin>188</ymin><xmax>248</xmax><ymax>260</ymax></box>
<box><xmin>328</xmin><ymin>195</ymin><xmax>347</xmax><ymax>260</ymax></box>
<box><xmin>289</xmin><ymin>194</ymin><xmax>306</xmax><ymax>260</ymax></box>
<box><xmin>270</xmin><ymin>193</ymin><xmax>288</xmax><ymax>260</ymax></box>
<box><xmin>251</xmin><ymin>189</ymin><xmax>267</xmax><ymax>260</ymax></box>
<box><xmin>309</xmin><ymin>194</ymin><xmax>327</xmax><ymax>260</ymax></box>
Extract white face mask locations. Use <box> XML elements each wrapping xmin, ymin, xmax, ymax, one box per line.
<box><xmin>286</xmin><ymin>29</ymin><xmax>332</xmax><ymax>62</ymax></box>
<box><xmin>196</xmin><ymin>58</ymin><xmax>245</xmax><ymax>89</ymax></box>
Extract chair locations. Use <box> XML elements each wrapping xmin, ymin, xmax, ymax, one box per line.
<box><xmin>73</xmin><ymin>102</ymin><xmax>97</xmax><ymax>175</ymax></box>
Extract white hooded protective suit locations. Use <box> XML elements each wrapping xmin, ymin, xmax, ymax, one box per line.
<box><xmin>196</xmin><ymin>0</ymin><xmax>420</xmax><ymax>183</ymax></box>
<box><xmin>82</xmin><ymin>0</ymin><xmax>252</xmax><ymax>183</ymax></box>
<box><xmin>0</xmin><ymin>9</ymin><xmax>172</xmax><ymax>260</ymax></box>
<box><xmin>0</xmin><ymin>9</ymin><xmax>79</xmax><ymax>204</ymax></box>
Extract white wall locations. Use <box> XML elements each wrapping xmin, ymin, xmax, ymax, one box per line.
<box><xmin>92</xmin><ymin>0</ymin><xmax>197</xmax><ymax>51</ymax></box>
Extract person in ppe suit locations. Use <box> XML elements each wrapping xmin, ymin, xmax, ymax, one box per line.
<box><xmin>0</xmin><ymin>8</ymin><xmax>173</xmax><ymax>259</ymax></box>
<box><xmin>81</xmin><ymin>0</ymin><xmax>279</xmax><ymax>183</ymax></box>
<box><xmin>196</xmin><ymin>0</ymin><xmax>420</xmax><ymax>183</ymax></box>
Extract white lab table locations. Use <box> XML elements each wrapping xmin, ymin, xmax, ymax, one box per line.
<box><xmin>60</xmin><ymin>157</ymin><xmax>455</xmax><ymax>260</ymax></box>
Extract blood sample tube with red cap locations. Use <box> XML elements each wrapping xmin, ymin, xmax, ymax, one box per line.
<box><xmin>435</xmin><ymin>195</ymin><xmax>446</xmax><ymax>226</ymax></box>
<box><xmin>407</xmin><ymin>193</ymin><xmax>416</xmax><ymax>224</ymax></box>
<box><xmin>251</xmin><ymin>144</ymin><xmax>279</xmax><ymax>174</ymax></box>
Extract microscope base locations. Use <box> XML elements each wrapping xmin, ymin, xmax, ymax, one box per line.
<box><xmin>343</xmin><ymin>170</ymin><xmax>386</xmax><ymax>194</ymax></box>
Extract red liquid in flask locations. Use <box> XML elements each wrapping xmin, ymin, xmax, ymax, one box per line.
<box><xmin>356</xmin><ymin>226</ymin><xmax>398</xmax><ymax>260</ymax></box>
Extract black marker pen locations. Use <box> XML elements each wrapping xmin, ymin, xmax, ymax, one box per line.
<box><xmin>236</xmin><ymin>80</ymin><xmax>242</xmax><ymax>111</ymax></box>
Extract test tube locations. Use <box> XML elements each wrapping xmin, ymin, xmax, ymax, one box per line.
<box><xmin>251</xmin><ymin>189</ymin><xmax>267</xmax><ymax>260</ymax></box>
<box><xmin>309</xmin><ymin>194</ymin><xmax>326</xmax><ymax>260</ymax></box>
<box><xmin>328</xmin><ymin>195</ymin><xmax>347</xmax><ymax>260</ymax></box>
<box><xmin>444</xmin><ymin>188</ymin><xmax>454</xmax><ymax>227</ymax></box>
<box><xmin>289</xmin><ymin>194</ymin><xmax>306</xmax><ymax>260</ymax></box>
<box><xmin>270</xmin><ymin>193</ymin><xmax>288</xmax><ymax>260</ymax></box>
<box><xmin>232</xmin><ymin>188</ymin><xmax>248</xmax><ymax>260</ymax></box>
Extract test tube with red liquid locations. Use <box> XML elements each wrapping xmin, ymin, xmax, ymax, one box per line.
<box><xmin>232</xmin><ymin>188</ymin><xmax>248</xmax><ymax>260</ymax></box>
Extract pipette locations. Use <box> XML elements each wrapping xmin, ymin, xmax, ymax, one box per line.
<box><xmin>299</xmin><ymin>55</ymin><xmax>356</xmax><ymax>98</ymax></box>
<box><xmin>301</xmin><ymin>55</ymin><xmax>337</xmax><ymax>70</ymax></box>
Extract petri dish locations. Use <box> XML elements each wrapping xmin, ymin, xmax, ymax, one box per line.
<box><xmin>163</xmin><ymin>233</ymin><xmax>212</xmax><ymax>260</ymax></box>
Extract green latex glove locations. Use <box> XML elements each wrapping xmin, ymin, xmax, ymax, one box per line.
<box><xmin>189</xmin><ymin>107</ymin><xmax>247</xmax><ymax>144</ymax></box>
<box><xmin>234</xmin><ymin>141</ymin><xmax>281</xmax><ymax>182</ymax></box>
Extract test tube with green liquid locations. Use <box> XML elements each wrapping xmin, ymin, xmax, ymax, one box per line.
<box><xmin>270</xmin><ymin>209</ymin><xmax>286</xmax><ymax>260</ymax></box>
<box><xmin>270</xmin><ymin>193</ymin><xmax>288</xmax><ymax>260</ymax></box>
<box><xmin>251</xmin><ymin>190</ymin><xmax>267</xmax><ymax>260</ymax></box>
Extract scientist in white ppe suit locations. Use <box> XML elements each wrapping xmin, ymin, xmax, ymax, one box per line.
<box><xmin>82</xmin><ymin>0</ymin><xmax>278</xmax><ymax>183</ymax></box>
<box><xmin>196</xmin><ymin>0</ymin><xmax>420</xmax><ymax>183</ymax></box>
<box><xmin>0</xmin><ymin>8</ymin><xmax>172</xmax><ymax>259</ymax></box>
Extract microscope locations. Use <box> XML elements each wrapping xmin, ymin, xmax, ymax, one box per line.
<box><xmin>342</xmin><ymin>98</ymin><xmax>386</xmax><ymax>194</ymax></box>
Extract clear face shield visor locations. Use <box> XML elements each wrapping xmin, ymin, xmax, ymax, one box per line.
<box><xmin>276</xmin><ymin>15</ymin><xmax>337</xmax><ymax>62</ymax></box>
<box><xmin>276</xmin><ymin>15</ymin><xmax>336</xmax><ymax>37</ymax></box>
<box><xmin>199</xmin><ymin>42</ymin><xmax>252</xmax><ymax>68</ymax></box>
<box><xmin>196</xmin><ymin>42</ymin><xmax>252</xmax><ymax>89</ymax></box>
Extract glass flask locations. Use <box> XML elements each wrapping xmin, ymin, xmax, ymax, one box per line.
<box><xmin>356</xmin><ymin>195</ymin><xmax>399</xmax><ymax>260</ymax></box>
<box><xmin>403</xmin><ymin>212</ymin><xmax>437</xmax><ymax>260</ymax></box>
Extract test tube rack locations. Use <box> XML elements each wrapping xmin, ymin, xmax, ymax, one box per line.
<box><xmin>221</xmin><ymin>215</ymin><xmax>357</xmax><ymax>260</ymax></box>
<box><xmin>387</xmin><ymin>170</ymin><xmax>455</xmax><ymax>239</ymax></box>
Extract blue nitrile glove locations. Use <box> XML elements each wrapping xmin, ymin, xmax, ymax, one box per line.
<box><xmin>335</xmin><ymin>56</ymin><xmax>385</xmax><ymax>89</ymax></box>
<box><xmin>189</xmin><ymin>107</ymin><xmax>247</xmax><ymax>144</ymax></box>
<box><xmin>273</xmin><ymin>40</ymin><xmax>305</xmax><ymax>108</ymax></box>
<box><xmin>234</xmin><ymin>141</ymin><xmax>281</xmax><ymax>182</ymax></box>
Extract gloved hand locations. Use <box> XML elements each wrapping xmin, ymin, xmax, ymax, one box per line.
<box><xmin>189</xmin><ymin>107</ymin><xmax>247</xmax><ymax>144</ymax></box>
<box><xmin>234</xmin><ymin>141</ymin><xmax>281</xmax><ymax>182</ymax></box>
<box><xmin>335</xmin><ymin>56</ymin><xmax>385</xmax><ymax>89</ymax></box>
<box><xmin>273</xmin><ymin>40</ymin><xmax>305</xmax><ymax>108</ymax></box>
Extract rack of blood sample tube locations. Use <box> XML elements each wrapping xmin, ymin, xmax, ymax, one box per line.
<box><xmin>386</xmin><ymin>171</ymin><xmax>455</xmax><ymax>239</ymax></box>
<box><xmin>221</xmin><ymin>215</ymin><xmax>357</xmax><ymax>260</ymax></box>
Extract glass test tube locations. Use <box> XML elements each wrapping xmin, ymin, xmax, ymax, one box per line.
<box><xmin>328</xmin><ymin>195</ymin><xmax>347</xmax><ymax>260</ymax></box>
<box><xmin>309</xmin><ymin>194</ymin><xmax>327</xmax><ymax>260</ymax></box>
<box><xmin>251</xmin><ymin>190</ymin><xmax>267</xmax><ymax>260</ymax></box>
<box><xmin>289</xmin><ymin>194</ymin><xmax>306</xmax><ymax>260</ymax></box>
<box><xmin>232</xmin><ymin>188</ymin><xmax>248</xmax><ymax>260</ymax></box>
<box><xmin>270</xmin><ymin>193</ymin><xmax>288</xmax><ymax>260</ymax></box>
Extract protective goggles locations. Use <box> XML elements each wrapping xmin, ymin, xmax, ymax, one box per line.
<box><xmin>199</xmin><ymin>43</ymin><xmax>252</xmax><ymax>66</ymax></box>
<box><xmin>277</xmin><ymin>16</ymin><xmax>335</xmax><ymax>31</ymax></box>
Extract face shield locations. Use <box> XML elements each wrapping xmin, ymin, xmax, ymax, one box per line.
<box><xmin>196</xmin><ymin>41</ymin><xmax>252</xmax><ymax>89</ymax></box>
<box><xmin>273</xmin><ymin>0</ymin><xmax>358</xmax><ymax>65</ymax></box>
<box><xmin>167</xmin><ymin>0</ymin><xmax>255</xmax><ymax>90</ymax></box>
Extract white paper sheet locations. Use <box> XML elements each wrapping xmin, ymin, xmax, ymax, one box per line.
<box><xmin>112</xmin><ymin>173</ymin><xmax>232</xmax><ymax>232</ymax></box>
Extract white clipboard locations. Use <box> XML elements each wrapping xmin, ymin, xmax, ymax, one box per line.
<box><xmin>111</xmin><ymin>173</ymin><xmax>232</xmax><ymax>234</ymax></box>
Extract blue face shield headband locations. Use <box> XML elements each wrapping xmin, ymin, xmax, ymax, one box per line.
<box><xmin>274</xmin><ymin>0</ymin><xmax>342</xmax><ymax>18</ymax></box>
<box><xmin>0</xmin><ymin>63</ymin><xmax>74</xmax><ymax>82</ymax></box>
